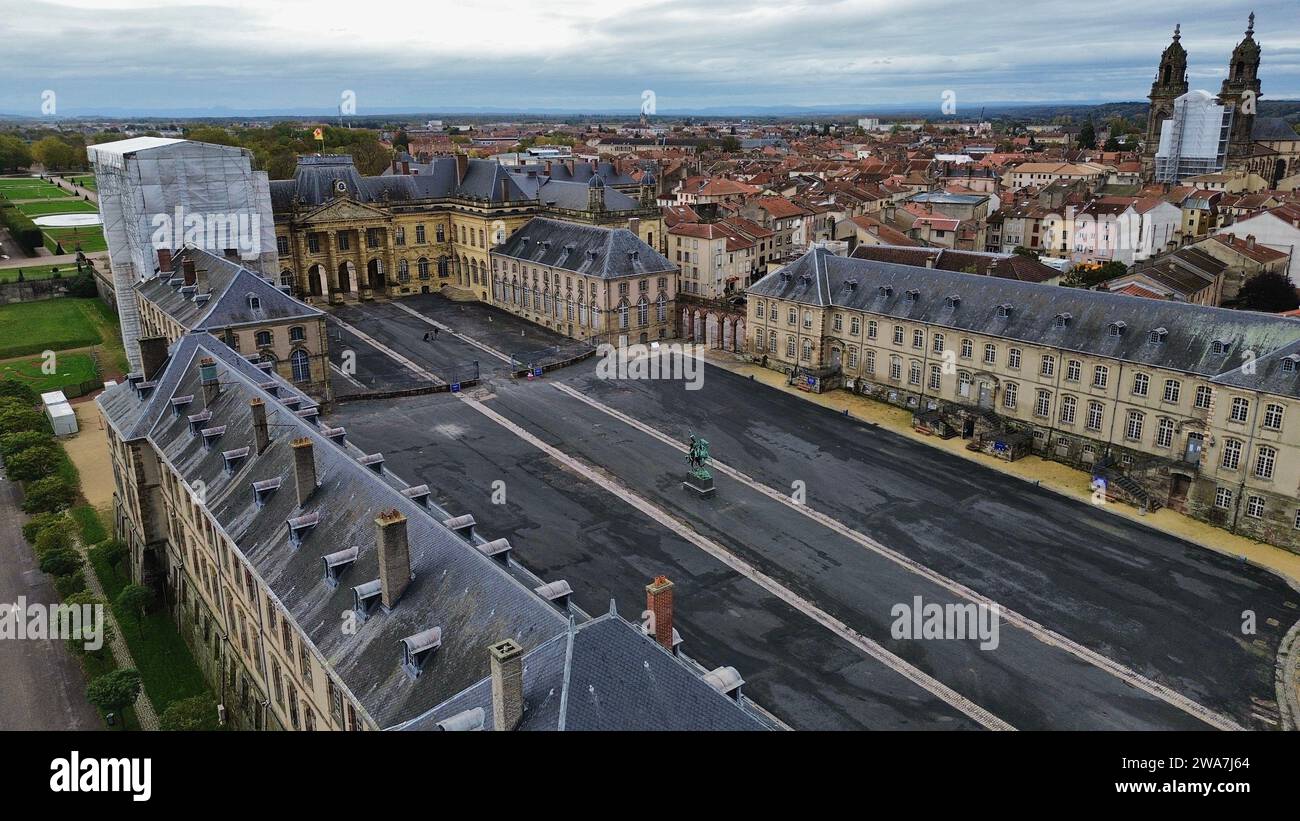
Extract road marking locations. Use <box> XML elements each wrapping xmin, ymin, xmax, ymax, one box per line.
<box><xmin>326</xmin><ymin>314</ymin><xmax>443</xmax><ymax>383</ymax></box>
<box><xmin>456</xmin><ymin>391</ymin><xmax>1015</xmax><ymax>731</ymax></box>
<box><xmin>551</xmin><ymin>380</ymin><xmax>1245</xmax><ymax>732</ymax></box>
<box><xmin>388</xmin><ymin>301</ymin><xmax>513</xmax><ymax>364</ymax></box>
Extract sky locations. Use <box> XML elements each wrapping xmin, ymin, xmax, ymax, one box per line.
<box><xmin>1</xmin><ymin>0</ymin><xmax>1298</xmax><ymax>116</ymax></box>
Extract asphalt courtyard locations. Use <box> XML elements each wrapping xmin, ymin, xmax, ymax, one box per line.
<box><xmin>323</xmin><ymin>297</ymin><xmax>1300</xmax><ymax>731</ymax></box>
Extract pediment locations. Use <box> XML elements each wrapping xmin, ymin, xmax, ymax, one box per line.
<box><xmin>299</xmin><ymin>197</ymin><xmax>391</xmax><ymax>225</ymax></box>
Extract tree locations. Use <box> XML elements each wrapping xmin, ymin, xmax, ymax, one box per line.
<box><xmin>116</xmin><ymin>584</ymin><xmax>154</xmax><ymax>632</ymax></box>
<box><xmin>1238</xmin><ymin>271</ymin><xmax>1300</xmax><ymax>312</ymax></box>
<box><xmin>33</xmin><ymin>525</ymin><xmax>73</xmax><ymax>558</ymax></box>
<box><xmin>1103</xmin><ymin>136</ymin><xmax>1122</xmax><ymax>151</ymax></box>
<box><xmin>86</xmin><ymin>669</ymin><xmax>142</xmax><ymax>725</ymax></box>
<box><xmin>160</xmin><ymin>695</ymin><xmax>221</xmax><ymax>731</ymax></box>
<box><xmin>1012</xmin><ymin>246</ymin><xmax>1039</xmax><ymax>259</ymax></box>
<box><xmin>5</xmin><ymin>443</ymin><xmax>62</xmax><ymax>481</ymax></box>
<box><xmin>1065</xmin><ymin>260</ymin><xmax>1127</xmax><ymax>289</ymax></box>
<box><xmin>21</xmin><ymin>475</ymin><xmax>77</xmax><ymax>514</ymax></box>
<box><xmin>0</xmin><ymin>407</ymin><xmax>45</xmax><ymax>436</ymax></box>
<box><xmin>0</xmin><ymin>135</ymin><xmax>33</xmax><ymax>171</ymax></box>
<box><xmin>39</xmin><ymin>546</ymin><xmax>82</xmax><ymax>577</ymax></box>
<box><xmin>720</xmin><ymin>136</ymin><xmax>741</xmax><ymax>153</ymax></box>
<box><xmin>1076</xmin><ymin>122</ymin><xmax>1097</xmax><ymax>150</ymax></box>
<box><xmin>31</xmin><ymin>136</ymin><xmax>79</xmax><ymax>170</ymax></box>
<box><xmin>183</xmin><ymin>126</ymin><xmax>237</xmax><ymax>146</ymax></box>
<box><xmin>63</xmin><ymin>592</ymin><xmax>113</xmax><ymax>656</ymax></box>
<box><xmin>23</xmin><ymin>511</ymin><xmax>67</xmax><ymax>545</ymax></box>
<box><xmin>90</xmin><ymin>538</ymin><xmax>129</xmax><ymax>572</ymax></box>
<box><xmin>0</xmin><ymin>428</ymin><xmax>52</xmax><ymax>458</ymax></box>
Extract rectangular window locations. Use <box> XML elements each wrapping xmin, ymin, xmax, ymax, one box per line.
<box><xmin>1003</xmin><ymin>382</ymin><xmax>1017</xmax><ymax>409</ymax></box>
<box><xmin>1246</xmin><ymin>495</ymin><xmax>1265</xmax><ymax>519</ymax></box>
<box><xmin>893</xmin><ymin>325</ymin><xmax>904</xmax><ymax>345</ymax></box>
<box><xmin>982</xmin><ymin>343</ymin><xmax>995</xmax><ymax>365</ymax></box>
<box><xmin>867</xmin><ymin>320</ymin><xmax>877</xmax><ymax>340</ymax></box>
<box><xmin>1125</xmin><ymin>410</ymin><xmax>1143</xmax><ymax>441</ymax></box>
<box><xmin>1093</xmin><ymin>366</ymin><xmax>1109</xmax><ymax>389</ymax></box>
<box><xmin>1194</xmin><ymin>385</ymin><xmax>1212</xmax><ymax>409</ymax></box>
<box><xmin>1066</xmin><ymin>360</ymin><xmax>1081</xmax><ymax>382</ymax></box>
<box><xmin>1214</xmin><ymin>487</ymin><xmax>1233</xmax><ymax>510</ymax></box>
<box><xmin>1162</xmin><ymin>379</ymin><xmax>1181</xmax><ymax>404</ymax></box>
<box><xmin>1221</xmin><ymin>439</ymin><xmax>1242</xmax><ymax>470</ymax></box>
<box><xmin>1034</xmin><ymin>390</ymin><xmax>1050</xmax><ymax>418</ymax></box>
<box><xmin>1229</xmin><ymin>397</ymin><xmax>1249</xmax><ymax>423</ymax></box>
<box><xmin>1008</xmin><ymin>348</ymin><xmax>1021</xmax><ymax>369</ymax></box>
<box><xmin>1132</xmin><ymin>373</ymin><xmax>1149</xmax><ymax>397</ymax></box>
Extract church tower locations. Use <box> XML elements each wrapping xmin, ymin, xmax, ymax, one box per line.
<box><xmin>1142</xmin><ymin>25</ymin><xmax>1189</xmax><ymax>180</ymax></box>
<box><xmin>1218</xmin><ymin>12</ymin><xmax>1262</xmax><ymax>159</ymax></box>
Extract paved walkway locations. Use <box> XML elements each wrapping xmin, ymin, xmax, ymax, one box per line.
<box><xmin>696</xmin><ymin>346</ymin><xmax>1300</xmax><ymax>587</ymax></box>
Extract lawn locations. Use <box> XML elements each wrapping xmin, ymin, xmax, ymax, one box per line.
<box><xmin>0</xmin><ymin>184</ymin><xmax>73</xmax><ymax>201</ymax></box>
<box><xmin>0</xmin><ymin>298</ymin><xmax>105</xmax><ymax>359</ymax></box>
<box><xmin>0</xmin><ymin>263</ymin><xmax>87</xmax><ymax>283</ymax></box>
<box><xmin>15</xmin><ymin>199</ymin><xmax>99</xmax><ymax>216</ymax></box>
<box><xmin>67</xmin><ymin>175</ymin><xmax>97</xmax><ymax>191</ymax></box>
<box><xmin>88</xmin><ymin>543</ymin><xmax>211</xmax><ymax>715</ymax></box>
<box><xmin>42</xmin><ymin>226</ymin><xmax>107</xmax><ymax>254</ymax></box>
<box><xmin>0</xmin><ymin>350</ymin><xmax>98</xmax><ymax>393</ymax></box>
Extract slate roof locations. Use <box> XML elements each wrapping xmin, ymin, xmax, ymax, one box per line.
<box><xmin>507</xmin><ymin>172</ymin><xmax>641</xmax><ymax>211</ymax></box>
<box><xmin>1251</xmin><ymin>117</ymin><xmax>1299</xmax><ymax>141</ymax></box>
<box><xmin>98</xmin><ymin>335</ymin><xmax>569</xmax><ymax>729</ymax></box>
<box><xmin>394</xmin><ymin>608</ymin><xmax>773</xmax><ymax>731</ymax></box>
<box><xmin>850</xmin><ymin>245</ymin><xmax>1057</xmax><ymax>283</ymax></box>
<box><xmin>136</xmin><ymin>246</ymin><xmax>322</xmax><ymax>331</ymax></box>
<box><xmin>270</xmin><ymin>155</ymin><xmax>532</xmax><ymax>211</ymax></box>
<box><xmin>494</xmin><ymin>217</ymin><xmax>675</xmax><ymax>279</ymax></box>
<box><xmin>751</xmin><ymin>248</ymin><xmax>1300</xmax><ymax>397</ymax></box>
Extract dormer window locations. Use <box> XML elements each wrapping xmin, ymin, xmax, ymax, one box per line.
<box><xmin>352</xmin><ymin>579</ymin><xmax>382</xmax><ymax>620</ymax></box>
<box><xmin>171</xmin><ymin>394</ymin><xmax>194</xmax><ymax>417</ymax></box>
<box><xmin>282</xmin><ymin>396</ymin><xmax>301</xmax><ymax>411</ymax></box>
<box><xmin>400</xmin><ymin>484</ymin><xmax>431</xmax><ymax>507</ymax></box>
<box><xmin>1210</xmin><ymin>339</ymin><xmax>1229</xmax><ymax>355</ymax></box>
<box><xmin>1054</xmin><ymin>312</ymin><xmax>1071</xmax><ymax>328</ymax></box>
<box><xmin>945</xmin><ymin>294</ymin><xmax>961</xmax><ymax>309</ymax></box>
<box><xmin>1282</xmin><ymin>355</ymin><xmax>1299</xmax><ymax>374</ymax></box>
<box><xmin>252</xmin><ymin>477</ymin><xmax>281</xmax><ymax>507</ymax></box>
<box><xmin>222</xmin><ymin>446</ymin><xmax>250</xmax><ymax>474</ymax></box>
<box><xmin>259</xmin><ymin>381</ymin><xmax>280</xmax><ymax>397</ymax></box>
<box><xmin>322</xmin><ymin>425</ymin><xmax>346</xmax><ymax>444</ymax></box>
<box><xmin>358</xmin><ymin>453</ymin><xmax>385</xmax><ymax>474</ymax></box>
<box><xmin>845</xmin><ymin>278</ymin><xmax>858</xmax><ymax>291</ymax></box>
<box><xmin>187</xmin><ymin>410</ymin><xmax>212</xmax><ymax>435</ymax></box>
<box><xmin>247</xmin><ymin>294</ymin><xmax>261</xmax><ymax>311</ymax></box>
<box><xmin>322</xmin><ymin>546</ymin><xmax>359</xmax><ymax>587</ymax></box>
<box><xmin>905</xmin><ymin>289</ymin><xmax>920</xmax><ymax>303</ymax></box>
<box><xmin>194</xmin><ymin>293</ymin><xmax>211</xmax><ymax>306</ymax></box>
<box><xmin>297</xmin><ymin>406</ymin><xmax>320</xmax><ymax>426</ymax></box>
<box><xmin>877</xmin><ymin>285</ymin><xmax>893</xmax><ymax>298</ymax></box>
<box><xmin>1108</xmin><ymin>321</ymin><xmax>1126</xmax><ymax>337</ymax></box>
<box><xmin>199</xmin><ymin>425</ymin><xmax>226</xmax><ymax>448</ymax></box>
<box><xmin>400</xmin><ymin>627</ymin><xmax>443</xmax><ymax>679</ymax></box>
<box><xmin>286</xmin><ymin>511</ymin><xmax>320</xmax><ymax>547</ymax></box>
<box><xmin>1148</xmin><ymin>328</ymin><xmax>1167</xmax><ymax>344</ymax></box>
<box><xmin>996</xmin><ymin>304</ymin><xmax>1013</xmax><ymax>319</ymax></box>
<box><xmin>534</xmin><ymin>580</ymin><xmax>574</xmax><ymax>609</ymax></box>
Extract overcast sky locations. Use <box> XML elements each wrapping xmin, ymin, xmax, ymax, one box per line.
<box><xmin>2</xmin><ymin>0</ymin><xmax>1298</xmax><ymax>116</ymax></box>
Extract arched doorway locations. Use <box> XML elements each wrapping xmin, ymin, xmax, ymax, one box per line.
<box><xmin>692</xmin><ymin>311</ymin><xmax>703</xmax><ymax>341</ymax></box>
<box><xmin>307</xmin><ymin>265</ymin><xmax>325</xmax><ymax>297</ymax></box>
<box><xmin>337</xmin><ymin>261</ymin><xmax>356</xmax><ymax>294</ymax></box>
<box><xmin>733</xmin><ymin>318</ymin><xmax>745</xmax><ymax>352</ymax></box>
<box><xmin>705</xmin><ymin>313</ymin><xmax>720</xmax><ymax>348</ymax></box>
<box><xmin>367</xmin><ymin>258</ymin><xmax>385</xmax><ymax>291</ymax></box>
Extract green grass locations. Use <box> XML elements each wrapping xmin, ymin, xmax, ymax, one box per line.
<box><xmin>89</xmin><ymin>547</ymin><xmax>211</xmax><ymax>714</ymax></box>
<box><xmin>71</xmin><ymin>504</ymin><xmax>109</xmax><ymax>546</ymax></box>
<box><xmin>0</xmin><ymin>350</ymin><xmax>98</xmax><ymax>393</ymax></box>
<box><xmin>0</xmin><ymin>299</ymin><xmax>104</xmax><ymax>359</ymax></box>
<box><xmin>0</xmin><ymin>185</ymin><xmax>73</xmax><ymax>201</ymax></box>
<box><xmin>0</xmin><ymin>264</ymin><xmax>87</xmax><ymax>284</ymax></box>
<box><xmin>14</xmin><ymin>199</ymin><xmax>98</xmax><ymax>216</ymax></box>
<box><xmin>67</xmin><ymin>175</ymin><xmax>97</xmax><ymax>191</ymax></box>
<box><xmin>79</xmin><ymin>646</ymin><xmax>142</xmax><ymax>731</ymax></box>
<box><xmin>41</xmin><ymin>226</ymin><xmax>107</xmax><ymax>254</ymax></box>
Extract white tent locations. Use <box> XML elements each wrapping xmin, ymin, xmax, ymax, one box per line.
<box><xmin>47</xmin><ymin>402</ymin><xmax>78</xmax><ymax>437</ymax></box>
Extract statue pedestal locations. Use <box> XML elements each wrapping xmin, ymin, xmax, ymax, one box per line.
<box><xmin>682</xmin><ymin>472</ymin><xmax>715</xmax><ymax>499</ymax></box>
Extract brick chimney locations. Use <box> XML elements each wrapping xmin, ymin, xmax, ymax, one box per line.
<box><xmin>291</xmin><ymin>437</ymin><xmax>316</xmax><ymax>507</ymax></box>
<box><xmin>138</xmin><ymin>336</ymin><xmax>168</xmax><ymax>380</ymax></box>
<box><xmin>156</xmin><ymin>248</ymin><xmax>173</xmax><ymax>273</ymax></box>
<box><xmin>454</xmin><ymin>153</ymin><xmax>468</xmax><ymax>185</ymax></box>
<box><xmin>376</xmin><ymin>509</ymin><xmax>412</xmax><ymax>609</ymax></box>
<box><xmin>250</xmin><ymin>399</ymin><xmax>269</xmax><ymax>455</ymax></box>
<box><xmin>645</xmin><ymin>575</ymin><xmax>675</xmax><ymax>651</ymax></box>
<box><xmin>182</xmin><ymin>257</ymin><xmax>197</xmax><ymax>286</ymax></box>
<box><xmin>628</xmin><ymin>217</ymin><xmax>640</xmax><ymax>236</ymax></box>
<box><xmin>489</xmin><ymin>639</ymin><xmax>524</xmax><ymax>731</ymax></box>
<box><xmin>199</xmin><ymin>356</ymin><xmax>220</xmax><ymax>405</ymax></box>
<box><xmin>1246</xmin><ymin>234</ymin><xmax>1256</xmax><ymax>250</ymax></box>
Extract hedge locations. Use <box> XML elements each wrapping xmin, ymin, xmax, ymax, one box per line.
<box><xmin>0</xmin><ymin>204</ymin><xmax>42</xmax><ymax>252</ymax></box>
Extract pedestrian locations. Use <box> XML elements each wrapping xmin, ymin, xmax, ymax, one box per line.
<box><xmin>433</xmin><ymin>328</ymin><xmax>439</xmax><ymax>339</ymax></box>
<box><xmin>422</xmin><ymin>332</ymin><xmax>429</xmax><ymax>341</ymax></box>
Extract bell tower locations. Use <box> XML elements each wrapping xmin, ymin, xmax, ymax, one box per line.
<box><xmin>1219</xmin><ymin>12</ymin><xmax>1262</xmax><ymax>158</ymax></box>
<box><xmin>1142</xmin><ymin>24</ymin><xmax>1189</xmax><ymax>180</ymax></box>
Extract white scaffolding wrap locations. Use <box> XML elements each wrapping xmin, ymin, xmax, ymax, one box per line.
<box><xmin>88</xmin><ymin>139</ymin><xmax>278</xmax><ymax>370</ymax></box>
<box><xmin>1154</xmin><ymin>90</ymin><xmax>1233</xmax><ymax>183</ymax></box>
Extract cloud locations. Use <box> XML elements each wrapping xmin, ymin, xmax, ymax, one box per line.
<box><xmin>2</xmin><ymin>0</ymin><xmax>1296</xmax><ymax>114</ymax></box>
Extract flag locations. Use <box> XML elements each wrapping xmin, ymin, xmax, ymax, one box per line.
<box><xmin>313</xmin><ymin>128</ymin><xmax>323</xmax><ymax>141</ymax></box>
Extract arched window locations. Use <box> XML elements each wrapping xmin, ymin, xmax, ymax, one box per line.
<box><xmin>656</xmin><ymin>293</ymin><xmax>666</xmax><ymax>322</ymax></box>
<box><xmin>437</xmin><ymin>257</ymin><xmax>449</xmax><ymax>278</ymax></box>
<box><xmin>637</xmin><ymin>296</ymin><xmax>649</xmax><ymax>326</ymax></box>
<box><xmin>417</xmin><ymin>257</ymin><xmax>430</xmax><ymax>279</ymax></box>
<box><xmin>397</xmin><ymin>259</ymin><xmax>410</xmax><ymax>282</ymax></box>
<box><xmin>618</xmin><ymin>300</ymin><xmax>630</xmax><ymax>330</ymax></box>
<box><xmin>290</xmin><ymin>349</ymin><xmax>311</xmax><ymax>384</ymax></box>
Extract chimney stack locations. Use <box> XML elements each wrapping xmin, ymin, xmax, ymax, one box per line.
<box><xmin>199</xmin><ymin>356</ymin><xmax>220</xmax><ymax>405</ymax></box>
<box><xmin>182</xmin><ymin>257</ymin><xmax>197</xmax><ymax>286</ymax></box>
<box><xmin>645</xmin><ymin>575</ymin><xmax>675</xmax><ymax>652</ymax></box>
<box><xmin>489</xmin><ymin>639</ymin><xmax>524</xmax><ymax>731</ymax></box>
<box><xmin>250</xmin><ymin>399</ymin><xmax>270</xmax><ymax>455</ymax></box>
<box><xmin>291</xmin><ymin>437</ymin><xmax>317</xmax><ymax>507</ymax></box>
<box><xmin>1246</xmin><ymin>234</ymin><xmax>1256</xmax><ymax>250</ymax></box>
<box><xmin>157</xmin><ymin>248</ymin><xmax>173</xmax><ymax>273</ymax></box>
<box><xmin>454</xmin><ymin>153</ymin><xmax>468</xmax><ymax>185</ymax></box>
<box><xmin>138</xmin><ymin>336</ymin><xmax>168</xmax><ymax>380</ymax></box>
<box><xmin>628</xmin><ymin>217</ymin><xmax>641</xmax><ymax>236</ymax></box>
<box><xmin>376</xmin><ymin>509</ymin><xmax>412</xmax><ymax>609</ymax></box>
<box><xmin>402</xmin><ymin>160</ymin><xmax>410</xmax><ymax>175</ymax></box>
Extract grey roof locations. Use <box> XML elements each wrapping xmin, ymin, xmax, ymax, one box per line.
<box><xmin>907</xmin><ymin>192</ymin><xmax>989</xmax><ymax>205</ymax></box>
<box><xmin>98</xmin><ymin>334</ymin><xmax>568</xmax><ymax>729</ymax></box>
<box><xmin>271</xmin><ymin>155</ymin><xmax>532</xmax><ymax>211</ymax></box>
<box><xmin>750</xmin><ymin>248</ymin><xmax>1300</xmax><ymax>396</ymax></box>
<box><xmin>136</xmin><ymin>247</ymin><xmax>322</xmax><ymax>332</ymax></box>
<box><xmin>507</xmin><ymin>173</ymin><xmax>641</xmax><ymax>211</ymax></box>
<box><xmin>1251</xmin><ymin>117</ymin><xmax>1299</xmax><ymax>142</ymax></box>
<box><xmin>494</xmin><ymin>217</ymin><xmax>675</xmax><ymax>279</ymax></box>
<box><xmin>394</xmin><ymin>610</ymin><xmax>772</xmax><ymax>731</ymax></box>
